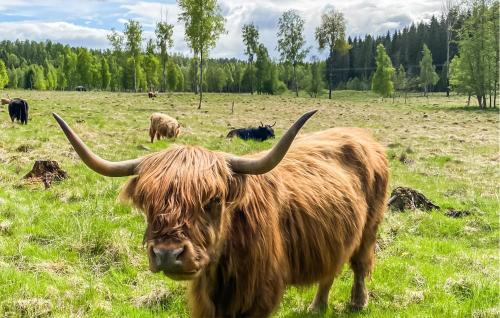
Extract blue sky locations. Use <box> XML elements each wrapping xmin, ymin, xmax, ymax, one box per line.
<box><xmin>0</xmin><ymin>0</ymin><xmax>442</xmax><ymax>59</ymax></box>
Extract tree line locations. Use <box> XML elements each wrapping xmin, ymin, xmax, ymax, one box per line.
<box><xmin>0</xmin><ymin>0</ymin><xmax>497</xmax><ymax>108</ymax></box>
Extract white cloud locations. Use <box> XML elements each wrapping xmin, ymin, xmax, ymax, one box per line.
<box><xmin>0</xmin><ymin>0</ymin><xmax>443</xmax><ymax>58</ymax></box>
<box><xmin>0</xmin><ymin>21</ymin><xmax>110</xmax><ymax>48</ymax></box>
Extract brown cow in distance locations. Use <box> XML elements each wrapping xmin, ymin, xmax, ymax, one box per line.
<box><xmin>53</xmin><ymin>110</ymin><xmax>389</xmax><ymax>317</ymax></box>
<box><xmin>149</xmin><ymin>113</ymin><xmax>180</xmax><ymax>142</ymax></box>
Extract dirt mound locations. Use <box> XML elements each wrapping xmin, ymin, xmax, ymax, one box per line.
<box><xmin>388</xmin><ymin>187</ymin><xmax>440</xmax><ymax>211</ymax></box>
<box><xmin>24</xmin><ymin>160</ymin><xmax>67</xmax><ymax>188</ymax></box>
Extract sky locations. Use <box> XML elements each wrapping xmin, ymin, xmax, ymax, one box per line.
<box><xmin>0</xmin><ymin>0</ymin><xmax>443</xmax><ymax>60</ymax></box>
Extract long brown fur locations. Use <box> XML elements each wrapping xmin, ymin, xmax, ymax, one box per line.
<box><xmin>149</xmin><ymin>113</ymin><xmax>180</xmax><ymax>142</ymax></box>
<box><xmin>121</xmin><ymin>127</ymin><xmax>389</xmax><ymax>317</ymax></box>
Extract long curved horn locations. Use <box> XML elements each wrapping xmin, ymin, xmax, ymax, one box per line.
<box><xmin>228</xmin><ymin>110</ymin><xmax>317</xmax><ymax>175</ymax></box>
<box><xmin>53</xmin><ymin>113</ymin><xmax>142</xmax><ymax>177</ymax></box>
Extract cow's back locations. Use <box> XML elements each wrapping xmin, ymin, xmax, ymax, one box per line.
<box><xmin>273</xmin><ymin>128</ymin><xmax>388</xmax><ymax>284</ymax></box>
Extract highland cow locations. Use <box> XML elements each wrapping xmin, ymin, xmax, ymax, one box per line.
<box><xmin>226</xmin><ymin>122</ymin><xmax>276</xmax><ymax>141</ymax></box>
<box><xmin>149</xmin><ymin>113</ymin><xmax>180</xmax><ymax>142</ymax></box>
<box><xmin>53</xmin><ymin>110</ymin><xmax>389</xmax><ymax>317</ymax></box>
<box><xmin>4</xmin><ymin>98</ymin><xmax>29</xmax><ymax>124</ymax></box>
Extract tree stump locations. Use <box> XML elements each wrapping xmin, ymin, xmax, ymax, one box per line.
<box><xmin>24</xmin><ymin>160</ymin><xmax>67</xmax><ymax>189</ymax></box>
<box><xmin>388</xmin><ymin>186</ymin><xmax>440</xmax><ymax>212</ymax></box>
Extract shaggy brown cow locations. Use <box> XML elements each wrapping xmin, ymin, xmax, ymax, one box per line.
<box><xmin>149</xmin><ymin>113</ymin><xmax>180</xmax><ymax>142</ymax></box>
<box><xmin>53</xmin><ymin>110</ymin><xmax>389</xmax><ymax>317</ymax></box>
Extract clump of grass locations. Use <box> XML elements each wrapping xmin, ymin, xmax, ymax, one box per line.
<box><xmin>444</xmin><ymin>277</ymin><xmax>474</xmax><ymax>300</ymax></box>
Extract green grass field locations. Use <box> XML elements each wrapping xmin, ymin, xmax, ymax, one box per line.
<box><xmin>0</xmin><ymin>90</ymin><xmax>498</xmax><ymax>317</ymax></box>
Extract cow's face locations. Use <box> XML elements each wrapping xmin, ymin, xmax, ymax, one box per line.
<box><xmin>53</xmin><ymin>110</ymin><xmax>315</xmax><ymax>280</ymax></box>
<box><xmin>121</xmin><ymin>146</ymin><xmax>240</xmax><ymax>280</ymax></box>
<box><xmin>258</xmin><ymin>126</ymin><xmax>275</xmax><ymax>139</ymax></box>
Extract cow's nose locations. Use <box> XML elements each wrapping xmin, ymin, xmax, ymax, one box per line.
<box><xmin>152</xmin><ymin>246</ymin><xmax>185</xmax><ymax>271</ymax></box>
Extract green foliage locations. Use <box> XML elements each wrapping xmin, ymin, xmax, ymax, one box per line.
<box><xmin>419</xmin><ymin>44</ymin><xmax>439</xmax><ymax>95</ymax></box>
<box><xmin>451</xmin><ymin>0</ymin><xmax>498</xmax><ymax>107</ymax></box>
<box><xmin>100</xmin><ymin>58</ymin><xmax>111</xmax><ymax>90</ymax></box>
<box><xmin>394</xmin><ymin>64</ymin><xmax>407</xmax><ymax>92</ymax></box>
<box><xmin>124</xmin><ymin>20</ymin><xmax>143</xmax><ymax>91</ymax></box>
<box><xmin>167</xmin><ymin>59</ymin><xmax>179</xmax><ymax>91</ymax></box>
<box><xmin>315</xmin><ymin>8</ymin><xmax>349</xmax><ymax>98</ymax></box>
<box><xmin>242</xmin><ymin>23</ymin><xmax>259</xmax><ymax>94</ymax></box>
<box><xmin>178</xmin><ymin>0</ymin><xmax>225</xmax><ymax>107</ymax></box>
<box><xmin>155</xmin><ymin>21</ymin><xmax>174</xmax><ymax>92</ymax></box>
<box><xmin>449</xmin><ymin>55</ymin><xmax>473</xmax><ymax>96</ymax></box>
<box><xmin>143</xmin><ymin>53</ymin><xmax>160</xmax><ymax>90</ymax></box>
<box><xmin>76</xmin><ymin>48</ymin><xmax>92</xmax><ymax>87</ymax></box>
<box><xmin>254</xmin><ymin>44</ymin><xmax>278</xmax><ymax>95</ymax></box>
<box><xmin>0</xmin><ymin>59</ymin><xmax>9</xmax><ymax>89</ymax></box>
<box><xmin>44</xmin><ymin>61</ymin><xmax>58</xmax><ymax>90</ymax></box>
<box><xmin>346</xmin><ymin>77</ymin><xmax>368</xmax><ymax>91</ymax></box>
<box><xmin>277</xmin><ymin>10</ymin><xmax>309</xmax><ymax>97</ymax></box>
<box><xmin>306</xmin><ymin>60</ymin><xmax>323</xmax><ymax>97</ymax></box>
<box><xmin>31</xmin><ymin>64</ymin><xmax>46</xmax><ymax>90</ymax></box>
<box><xmin>372</xmin><ymin>44</ymin><xmax>395</xmax><ymax>98</ymax></box>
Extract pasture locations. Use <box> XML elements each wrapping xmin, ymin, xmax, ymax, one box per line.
<box><xmin>0</xmin><ymin>90</ymin><xmax>498</xmax><ymax>317</ymax></box>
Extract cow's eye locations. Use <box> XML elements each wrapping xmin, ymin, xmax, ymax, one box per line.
<box><xmin>204</xmin><ymin>196</ymin><xmax>221</xmax><ymax>218</ymax></box>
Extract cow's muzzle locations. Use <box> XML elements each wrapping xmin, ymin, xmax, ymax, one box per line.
<box><xmin>148</xmin><ymin>242</ymin><xmax>200</xmax><ymax>280</ymax></box>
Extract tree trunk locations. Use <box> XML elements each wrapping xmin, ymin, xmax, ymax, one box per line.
<box><xmin>446</xmin><ymin>23</ymin><xmax>451</xmax><ymax>97</ymax></box>
<box><xmin>163</xmin><ymin>54</ymin><xmax>167</xmax><ymax>93</ymax></box>
<box><xmin>250</xmin><ymin>60</ymin><xmax>253</xmax><ymax>95</ymax></box>
<box><xmin>467</xmin><ymin>93</ymin><xmax>471</xmax><ymax>107</ymax></box>
<box><xmin>193</xmin><ymin>57</ymin><xmax>198</xmax><ymax>95</ymax></box>
<box><xmin>293</xmin><ymin>64</ymin><xmax>298</xmax><ymax>97</ymax></box>
<box><xmin>134</xmin><ymin>56</ymin><xmax>137</xmax><ymax>92</ymax></box>
<box><xmin>198</xmin><ymin>50</ymin><xmax>203</xmax><ymax>109</ymax></box>
<box><xmin>328</xmin><ymin>49</ymin><xmax>333</xmax><ymax>99</ymax></box>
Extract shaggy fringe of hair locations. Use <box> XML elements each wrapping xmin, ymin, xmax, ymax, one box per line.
<box><xmin>121</xmin><ymin>128</ymin><xmax>389</xmax><ymax>317</ymax></box>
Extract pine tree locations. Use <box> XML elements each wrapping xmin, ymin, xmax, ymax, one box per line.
<box><xmin>419</xmin><ymin>44</ymin><xmax>439</xmax><ymax>96</ymax></box>
<box><xmin>371</xmin><ymin>44</ymin><xmax>394</xmax><ymax>98</ymax></box>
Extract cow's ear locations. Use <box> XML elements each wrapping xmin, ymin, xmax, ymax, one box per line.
<box><xmin>119</xmin><ymin>176</ymin><xmax>139</xmax><ymax>204</ymax></box>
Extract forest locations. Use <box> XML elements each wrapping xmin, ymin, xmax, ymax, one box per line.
<box><xmin>0</xmin><ymin>1</ymin><xmax>497</xmax><ymax>107</ymax></box>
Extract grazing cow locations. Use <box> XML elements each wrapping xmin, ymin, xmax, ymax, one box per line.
<box><xmin>75</xmin><ymin>86</ymin><xmax>87</xmax><ymax>92</ymax></box>
<box><xmin>5</xmin><ymin>98</ymin><xmax>29</xmax><ymax>124</ymax></box>
<box><xmin>226</xmin><ymin>122</ymin><xmax>276</xmax><ymax>141</ymax></box>
<box><xmin>148</xmin><ymin>91</ymin><xmax>157</xmax><ymax>98</ymax></box>
<box><xmin>53</xmin><ymin>110</ymin><xmax>389</xmax><ymax>318</ymax></box>
<box><xmin>149</xmin><ymin>113</ymin><xmax>180</xmax><ymax>142</ymax></box>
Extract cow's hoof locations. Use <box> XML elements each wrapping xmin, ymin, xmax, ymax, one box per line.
<box><xmin>307</xmin><ymin>301</ymin><xmax>327</xmax><ymax>314</ymax></box>
<box><xmin>349</xmin><ymin>287</ymin><xmax>368</xmax><ymax>311</ymax></box>
<box><xmin>349</xmin><ymin>295</ymin><xmax>368</xmax><ymax>311</ymax></box>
